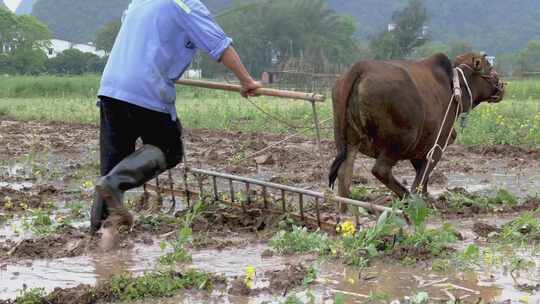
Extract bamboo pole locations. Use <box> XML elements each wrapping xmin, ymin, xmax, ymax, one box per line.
<box><xmin>176</xmin><ymin>79</ymin><xmax>325</xmax><ymax>102</ymax></box>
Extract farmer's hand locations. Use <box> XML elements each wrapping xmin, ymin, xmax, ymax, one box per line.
<box><xmin>240</xmin><ymin>79</ymin><xmax>262</xmax><ymax>98</ymax></box>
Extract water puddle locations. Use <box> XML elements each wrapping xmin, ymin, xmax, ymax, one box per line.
<box><xmin>2</xmin><ymin>235</ymin><xmax>539</xmax><ymax>303</ymax></box>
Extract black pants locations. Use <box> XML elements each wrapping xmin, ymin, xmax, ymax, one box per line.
<box><xmin>98</xmin><ymin>96</ymin><xmax>184</xmax><ymax>177</ymax></box>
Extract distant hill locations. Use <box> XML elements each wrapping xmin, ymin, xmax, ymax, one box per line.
<box><xmin>330</xmin><ymin>0</ymin><xmax>540</xmax><ymax>54</ymax></box>
<box><xmin>30</xmin><ymin>0</ymin><xmax>540</xmax><ymax>54</ymax></box>
<box><xmin>15</xmin><ymin>0</ymin><xmax>36</xmax><ymax>14</ymax></box>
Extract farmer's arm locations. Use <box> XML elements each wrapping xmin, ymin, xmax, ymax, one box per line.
<box><xmin>219</xmin><ymin>46</ymin><xmax>261</xmax><ymax>97</ymax></box>
<box><xmin>172</xmin><ymin>1</ymin><xmax>261</xmax><ymax>97</ymax></box>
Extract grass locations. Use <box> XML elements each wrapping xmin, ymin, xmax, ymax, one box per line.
<box><xmin>1</xmin><ymin>75</ymin><xmax>539</xmax><ymax>145</ymax></box>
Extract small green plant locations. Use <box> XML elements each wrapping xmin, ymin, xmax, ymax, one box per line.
<box><xmin>21</xmin><ymin>208</ymin><xmax>62</xmax><ymax>235</ymax></box>
<box><xmin>108</xmin><ymin>270</ymin><xmax>213</xmax><ymax>301</ymax></box>
<box><xmin>269</xmin><ymin>226</ymin><xmax>331</xmax><ymax>255</ymax></box>
<box><xmin>366</xmin><ymin>290</ymin><xmax>391</xmax><ymax>302</ymax></box>
<box><xmin>489</xmin><ymin>189</ymin><xmax>518</xmax><ymax>206</ymax></box>
<box><xmin>400</xmin><ymin>223</ymin><xmax>459</xmax><ymax>257</ymax></box>
<box><xmin>340</xmin><ymin>210</ymin><xmax>401</xmax><ymax>267</ymax></box>
<box><xmin>302</xmin><ymin>265</ymin><xmax>317</xmax><ymax>286</ymax></box>
<box><xmin>334</xmin><ymin>292</ymin><xmax>345</xmax><ymax>304</ymax></box>
<box><xmin>282</xmin><ymin>294</ymin><xmax>304</xmax><ymax>304</ymax></box>
<box><xmin>15</xmin><ymin>287</ymin><xmax>45</xmax><ymax>304</ymax></box>
<box><xmin>159</xmin><ymin>201</ymin><xmax>204</xmax><ymax>265</ymax></box>
<box><xmin>498</xmin><ymin>212</ymin><xmax>540</xmax><ymax>243</ymax></box>
<box><xmin>411</xmin><ymin>292</ymin><xmax>429</xmax><ymax>304</ymax></box>
<box><xmin>67</xmin><ymin>201</ymin><xmax>87</xmax><ymax>219</ymax></box>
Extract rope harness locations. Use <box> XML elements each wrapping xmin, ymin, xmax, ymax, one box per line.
<box><xmin>417</xmin><ymin>66</ymin><xmax>473</xmax><ymax>189</ymax></box>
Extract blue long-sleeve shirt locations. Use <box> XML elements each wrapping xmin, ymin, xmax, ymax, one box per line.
<box><xmin>98</xmin><ymin>0</ymin><xmax>232</xmax><ymax>120</ymax></box>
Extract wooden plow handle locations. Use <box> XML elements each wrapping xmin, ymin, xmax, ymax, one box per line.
<box><xmin>176</xmin><ymin>79</ymin><xmax>325</xmax><ymax>102</ymax></box>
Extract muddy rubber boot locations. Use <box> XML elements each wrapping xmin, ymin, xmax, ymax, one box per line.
<box><xmin>95</xmin><ymin>145</ymin><xmax>168</xmax><ymax>229</ymax></box>
<box><xmin>90</xmin><ymin>193</ymin><xmax>108</xmax><ymax>234</ymax></box>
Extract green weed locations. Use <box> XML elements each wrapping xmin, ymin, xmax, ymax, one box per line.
<box><xmin>21</xmin><ymin>208</ymin><xmax>63</xmax><ymax>235</ymax></box>
<box><xmin>302</xmin><ymin>266</ymin><xmax>317</xmax><ymax>286</ymax></box>
<box><xmin>158</xmin><ymin>201</ymin><xmax>204</xmax><ymax>265</ymax></box>
<box><xmin>269</xmin><ymin>226</ymin><xmax>332</xmax><ymax>255</ymax></box>
<box><xmin>108</xmin><ymin>270</ymin><xmax>213</xmax><ymax>301</ymax></box>
<box><xmin>14</xmin><ymin>288</ymin><xmax>46</xmax><ymax>304</ymax></box>
<box><xmin>498</xmin><ymin>212</ymin><xmax>540</xmax><ymax>243</ymax></box>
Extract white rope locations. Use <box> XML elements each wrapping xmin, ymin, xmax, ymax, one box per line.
<box><xmin>417</xmin><ymin>68</ymin><xmax>473</xmax><ymax>189</ymax></box>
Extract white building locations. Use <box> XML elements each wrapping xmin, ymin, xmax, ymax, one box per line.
<box><xmin>44</xmin><ymin>39</ymin><xmax>106</xmax><ymax>58</ymax></box>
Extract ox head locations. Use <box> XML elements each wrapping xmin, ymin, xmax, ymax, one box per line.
<box><xmin>454</xmin><ymin>52</ymin><xmax>506</xmax><ymax>108</ymax></box>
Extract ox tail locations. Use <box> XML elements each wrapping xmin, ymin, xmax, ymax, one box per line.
<box><xmin>329</xmin><ymin>147</ymin><xmax>348</xmax><ymax>189</ymax></box>
<box><xmin>328</xmin><ymin>63</ymin><xmax>364</xmax><ymax>189</ymax></box>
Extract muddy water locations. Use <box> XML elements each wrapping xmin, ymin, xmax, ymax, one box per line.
<box><xmin>0</xmin><ymin>242</ymin><xmax>165</xmax><ymax>299</ymax></box>
<box><xmin>2</xmin><ymin>235</ymin><xmax>539</xmax><ymax>303</ymax></box>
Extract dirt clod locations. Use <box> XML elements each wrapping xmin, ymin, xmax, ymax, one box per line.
<box><xmin>473</xmin><ymin>222</ymin><xmax>500</xmax><ymax>238</ymax></box>
<box><xmin>266</xmin><ymin>264</ymin><xmax>307</xmax><ymax>294</ymax></box>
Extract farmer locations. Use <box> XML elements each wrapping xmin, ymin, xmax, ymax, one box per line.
<box><xmin>90</xmin><ymin>0</ymin><xmax>261</xmax><ymax>233</ymax></box>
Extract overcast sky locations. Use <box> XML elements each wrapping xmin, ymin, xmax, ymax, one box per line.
<box><xmin>4</xmin><ymin>0</ymin><xmax>20</xmax><ymax>11</ymax></box>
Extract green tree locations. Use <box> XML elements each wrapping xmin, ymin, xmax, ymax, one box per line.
<box><xmin>202</xmin><ymin>0</ymin><xmax>359</xmax><ymax>78</ymax></box>
<box><xmin>0</xmin><ymin>8</ymin><xmax>17</xmax><ymax>50</ymax></box>
<box><xmin>411</xmin><ymin>41</ymin><xmax>450</xmax><ymax>58</ymax></box>
<box><xmin>8</xmin><ymin>48</ymin><xmax>48</xmax><ymax>74</ymax></box>
<box><xmin>0</xmin><ymin>8</ymin><xmax>51</xmax><ymax>75</ymax></box>
<box><xmin>517</xmin><ymin>40</ymin><xmax>540</xmax><ymax>75</ymax></box>
<box><xmin>370</xmin><ymin>0</ymin><xmax>429</xmax><ymax>59</ymax></box>
<box><xmin>94</xmin><ymin>20</ymin><xmax>121</xmax><ymax>53</ymax></box>
<box><xmin>14</xmin><ymin>15</ymin><xmax>51</xmax><ymax>49</ymax></box>
<box><xmin>46</xmin><ymin>48</ymin><xmax>100</xmax><ymax>75</ymax></box>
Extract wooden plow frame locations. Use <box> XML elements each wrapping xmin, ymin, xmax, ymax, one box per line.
<box><xmin>146</xmin><ymin>166</ymin><xmax>400</xmax><ymax>231</ymax></box>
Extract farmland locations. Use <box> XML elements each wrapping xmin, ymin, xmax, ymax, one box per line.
<box><xmin>0</xmin><ymin>75</ymin><xmax>539</xmax><ymax>303</ymax></box>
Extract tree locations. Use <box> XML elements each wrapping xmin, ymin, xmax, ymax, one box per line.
<box><xmin>517</xmin><ymin>40</ymin><xmax>540</xmax><ymax>75</ymax></box>
<box><xmin>370</xmin><ymin>0</ymin><xmax>429</xmax><ymax>59</ymax></box>
<box><xmin>411</xmin><ymin>41</ymin><xmax>450</xmax><ymax>58</ymax></box>
<box><xmin>7</xmin><ymin>48</ymin><xmax>48</xmax><ymax>74</ymax></box>
<box><xmin>14</xmin><ymin>15</ymin><xmax>51</xmax><ymax>49</ymax></box>
<box><xmin>201</xmin><ymin>0</ymin><xmax>360</xmax><ymax>78</ymax></box>
<box><xmin>94</xmin><ymin>20</ymin><xmax>121</xmax><ymax>53</ymax></box>
<box><xmin>0</xmin><ymin>8</ymin><xmax>51</xmax><ymax>75</ymax></box>
<box><xmin>0</xmin><ymin>8</ymin><xmax>17</xmax><ymax>51</ymax></box>
<box><xmin>46</xmin><ymin>48</ymin><xmax>100</xmax><ymax>75</ymax></box>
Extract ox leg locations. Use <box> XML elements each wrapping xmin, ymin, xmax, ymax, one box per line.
<box><xmin>337</xmin><ymin>146</ymin><xmax>358</xmax><ymax>213</ymax></box>
<box><xmin>410</xmin><ymin>159</ymin><xmax>428</xmax><ymax>195</ymax></box>
<box><xmin>371</xmin><ymin>155</ymin><xmax>409</xmax><ymax>199</ymax></box>
<box><xmin>411</xmin><ymin>154</ymin><xmax>442</xmax><ymax>196</ymax></box>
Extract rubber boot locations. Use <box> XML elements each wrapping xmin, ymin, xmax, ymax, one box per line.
<box><xmin>94</xmin><ymin>145</ymin><xmax>168</xmax><ymax>229</ymax></box>
<box><xmin>90</xmin><ymin>193</ymin><xmax>108</xmax><ymax>234</ymax></box>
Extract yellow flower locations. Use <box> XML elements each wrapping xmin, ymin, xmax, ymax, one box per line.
<box><xmin>519</xmin><ymin>295</ymin><xmax>529</xmax><ymax>304</ymax></box>
<box><xmin>337</xmin><ymin>221</ymin><xmax>356</xmax><ymax>237</ymax></box>
<box><xmin>347</xmin><ymin>277</ymin><xmax>355</xmax><ymax>284</ymax></box>
<box><xmin>82</xmin><ymin>180</ymin><xmax>93</xmax><ymax>189</ymax></box>
<box><xmin>4</xmin><ymin>197</ymin><xmax>13</xmax><ymax>210</ymax></box>
<box><xmin>244</xmin><ymin>265</ymin><xmax>255</xmax><ymax>289</ymax></box>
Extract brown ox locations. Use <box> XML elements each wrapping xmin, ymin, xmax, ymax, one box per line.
<box><xmin>329</xmin><ymin>52</ymin><xmax>505</xmax><ymax>210</ymax></box>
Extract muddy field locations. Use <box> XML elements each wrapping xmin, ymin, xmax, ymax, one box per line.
<box><xmin>1</xmin><ymin>119</ymin><xmax>540</xmax><ymax>303</ymax></box>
